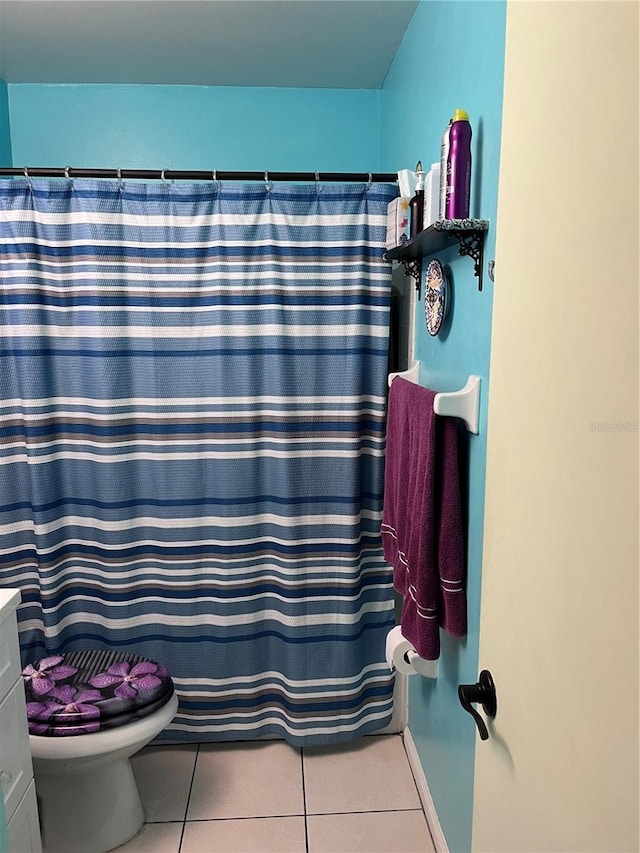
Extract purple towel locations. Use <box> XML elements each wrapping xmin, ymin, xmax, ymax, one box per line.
<box><xmin>381</xmin><ymin>377</ymin><xmax>466</xmax><ymax>660</ymax></box>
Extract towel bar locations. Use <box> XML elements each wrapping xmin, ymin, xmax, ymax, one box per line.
<box><xmin>388</xmin><ymin>362</ymin><xmax>481</xmax><ymax>435</ymax></box>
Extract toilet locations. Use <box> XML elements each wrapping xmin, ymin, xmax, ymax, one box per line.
<box><xmin>22</xmin><ymin>649</ymin><xmax>179</xmax><ymax>853</ymax></box>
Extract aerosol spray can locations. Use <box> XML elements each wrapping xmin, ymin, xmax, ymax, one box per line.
<box><xmin>445</xmin><ymin>109</ymin><xmax>472</xmax><ymax>219</ymax></box>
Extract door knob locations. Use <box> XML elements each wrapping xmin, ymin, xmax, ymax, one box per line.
<box><xmin>458</xmin><ymin>670</ymin><xmax>497</xmax><ymax>741</ymax></box>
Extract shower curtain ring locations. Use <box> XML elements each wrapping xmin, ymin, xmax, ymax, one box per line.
<box><xmin>264</xmin><ymin>171</ymin><xmax>272</xmax><ymax>192</ymax></box>
<box><xmin>366</xmin><ymin>173</ymin><xmax>373</xmax><ymax>190</ymax></box>
<box><xmin>315</xmin><ymin>171</ymin><xmax>321</xmax><ymax>194</ymax></box>
<box><xmin>23</xmin><ymin>167</ymin><xmax>33</xmax><ymax>190</ymax></box>
<box><xmin>64</xmin><ymin>166</ymin><xmax>71</xmax><ymax>181</ymax></box>
<box><xmin>116</xmin><ymin>168</ymin><xmax>123</xmax><ymax>191</ymax></box>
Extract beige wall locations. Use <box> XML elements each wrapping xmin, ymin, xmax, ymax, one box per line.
<box><xmin>473</xmin><ymin>1</ymin><xmax>639</xmax><ymax>850</ymax></box>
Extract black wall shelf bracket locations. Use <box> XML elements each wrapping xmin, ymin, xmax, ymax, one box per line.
<box><xmin>400</xmin><ymin>259</ymin><xmax>422</xmax><ymax>295</ymax></box>
<box><xmin>455</xmin><ymin>230</ymin><xmax>486</xmax><ymax>291</ymax></box>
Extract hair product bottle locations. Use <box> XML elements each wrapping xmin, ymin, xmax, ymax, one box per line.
<box><xmin>423</xmin><ymin>163</ymin><xmax>440</xmax><ymax>229</ymax></box>
<box><xmin>409</xmin><ymin>161</ymin><xmax>425</xmax><ymax>237</ymax></box>
<box><xmin>439</xmin><ymin>119</ymin><xmax>452</xmax><ymax>219</ymax></box>
<box><xmin>445</xmin><ymin>109</ymin><xmax>472</xmax><ymax>219</ymax></box>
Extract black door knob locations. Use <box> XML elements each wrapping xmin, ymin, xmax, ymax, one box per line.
<box><xmin>458</xmin><ymin>670</ymin><xmax>497</xmax><ymax>741</ymax></box>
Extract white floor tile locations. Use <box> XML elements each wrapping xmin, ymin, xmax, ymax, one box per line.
<box><xmin>181</xmin><ymin>816</ymin><xmax>306</xmax><ymax>853</ymax></box>
<box><xmin>303</xmin><ymin>735</ymin><xmax>421</xmax><ymax>815</ymax></box>
<box><xmin>186</xmin><ymin>741</ymin><xmax>304</xmax><ymax>820</ymax></box>
<box><xmin>131</xmin><ymin>744</ymin><xmax>198</xmax><ymax>822</ymax></box>
<box><xmin>114</xmin><ymin>821</ymin><xmax>183</xmax><ymax>853</ymax></box>
<box><xmin>307</xmin><ymin>810</ymin><xmax>435</xmax><ymax>853</ymax></box>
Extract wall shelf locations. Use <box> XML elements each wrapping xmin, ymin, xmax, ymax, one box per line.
<box><xmin>384</xmin><ymin>218</ymin><xmax>489</xmax><ymax>295</ymax></box>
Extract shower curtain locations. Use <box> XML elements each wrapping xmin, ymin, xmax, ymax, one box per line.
<box><xmin>0</xmin><ymin>177</ymin><xmax>396</xmax><ymax>745</ymax></box>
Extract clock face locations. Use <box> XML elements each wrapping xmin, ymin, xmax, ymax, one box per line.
<box><xmin>424</xmin><ymin>259</ymin><xmax>447</xmax><ymax>336</ymax></box>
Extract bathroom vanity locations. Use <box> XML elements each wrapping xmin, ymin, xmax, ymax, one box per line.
<box><xmin>0</xmin><ymin>589</ymin><xmax>41</xmax><ymax>853</ymax></box>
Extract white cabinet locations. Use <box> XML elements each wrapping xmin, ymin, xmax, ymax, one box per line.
<box><xmin>6</xmin><ymin>784</ymin><xmax>40</xmax><ymax>853</ymax></box>
<box><xmin>0</xmin><ymin>590</ymin><xmax>41</xmax><ymax>853</ymax></box>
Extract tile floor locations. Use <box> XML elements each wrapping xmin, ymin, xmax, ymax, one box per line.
<box><xmin>120</xmin><ymin>734</ymin><xmax>435</xmax><ymax>853</ymax></box>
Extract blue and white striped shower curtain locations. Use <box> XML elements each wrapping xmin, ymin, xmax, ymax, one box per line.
<box><xmin>0</xmin><ymin>178</ymin><xmax>396</xmax><ymax>745</ymax></box>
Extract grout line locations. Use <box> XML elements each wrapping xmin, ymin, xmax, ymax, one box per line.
<box><xmin>165</xmin><ymin>807</ymin><xmax>423</xmax><ymax>829</ymax></box>
<box><xmin>173</xmin><ymin>803</ymin><xmax>425</xmax><ymax>851</ymax></box>
<box><xmin>181</xmin><ymin>814</ymin><xmax>305</xmax><ymax>823</ymax></box>
<box><xmin>304</xmin><ymin>807</ymin><xmax>425</xmax><ymax>817</ymax></box>
<box><xmin>177</xmin><ymin>822</ymin><xmax>186</xmax><ymax>853</ymax></box>
<box><xmin>176</xmin><ymin>807</ymin><xmax>424</xmax><ymax>825</ymax></box>
<box><xmin>178</xmin><ymin>742</ymin><xmax>200</xmax><ymax>852</ymax></box>
<box><xmin>144</xmin><ymin>820</ymin><xmax>185</xmax><ymax>825</ymax></box>
<box><xmin>300</xmin><ymin>748</ymin><xmax>310</xmax><ymax>853</ymax></box>
<box><xmin>184</xmin><ymin>743</ymin><xmax>201</xmax><ymax>821</ymax></box>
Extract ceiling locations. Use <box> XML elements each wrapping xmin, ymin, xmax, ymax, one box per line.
<box><xmin>0</xmin><ymin>0</ymin><xmax>418</xmax><ymax>88</ymax></box>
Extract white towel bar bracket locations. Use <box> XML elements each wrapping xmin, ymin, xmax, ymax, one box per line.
<box><xmin>388</xmin><ymin>363</ymin><xmax>481</xmax><ymax>435</ymax></box>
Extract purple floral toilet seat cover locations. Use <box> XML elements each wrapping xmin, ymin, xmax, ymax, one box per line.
<box><xmin>23</xmin><ymin>650</ymin><xmax>174</xmax><ymax>737</ymax></box>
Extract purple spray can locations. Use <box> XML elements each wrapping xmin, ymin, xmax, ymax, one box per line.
<box><xmin>445</xmin><ymin>109</ymin><xmax>472</xmax><ymax>219</ymax></box>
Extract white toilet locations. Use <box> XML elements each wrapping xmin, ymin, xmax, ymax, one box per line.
<box><xmin>23</xmin><ymin>650</ymin><xmax>179</xmax><ymax>853</ymax></box>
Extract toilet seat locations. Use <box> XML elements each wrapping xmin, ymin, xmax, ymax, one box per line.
<box><xmin>23</xmin><ymin>649</ymin><xmax>174</xmax><ymax>736</ymax></box>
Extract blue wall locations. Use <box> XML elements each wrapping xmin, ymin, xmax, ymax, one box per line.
<box><xmin>0</xmin><ymin>78</ymin><xmax>12</xmax><ymax>166</ymax></box>
<box><xmin>379</xmin><ymin>3</ymin><xmax>506</xmax><ymax>851</ymax></box>
<box><xmin>7</xmin><ymin>84</ymin><xmax>380</xmax><ymax>170</ymax></box>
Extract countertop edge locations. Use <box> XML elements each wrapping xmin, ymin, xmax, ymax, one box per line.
<box><xmin>0</xmin><ymin>588</ymin><xmax>22</xmax><ymax>623</ymax></box>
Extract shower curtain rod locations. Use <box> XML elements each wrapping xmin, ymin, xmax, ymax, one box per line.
<box><xmin>0</xmin><ymin>167</ymin><xmax>398</xmax><ymax>183</ymax></box>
